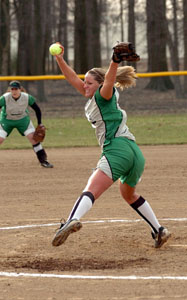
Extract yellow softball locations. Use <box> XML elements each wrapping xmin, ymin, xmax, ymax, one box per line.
<box><xmin>49</xmin><ymin>43</ymin><xmax>62</xmax><ymax>56</ymax></box>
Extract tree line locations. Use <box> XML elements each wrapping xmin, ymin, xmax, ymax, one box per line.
<box><xmin>0</xmin><ymin>0</ymin><xmax>187</xmax><ymax>100</ymax></box>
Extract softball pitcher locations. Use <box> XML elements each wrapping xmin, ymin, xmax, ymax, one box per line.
<box><xmin>52</xmin><ymin>42</ymin><xmax>170</xmax><ymax>249</ymax></box>
<box><xmin>0</xmin><ymin>80</ymin><xmax>53</xmax><ymax>168</ymax></box>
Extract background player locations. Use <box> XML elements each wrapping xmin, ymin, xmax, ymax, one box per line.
<box><xmin>0</xmin><ymin>80</ymin><xmax>53</xmax><ymax>168</ymax></box>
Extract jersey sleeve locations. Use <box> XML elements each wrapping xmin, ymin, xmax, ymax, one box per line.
<box><xmin>28</xmin><ymin>94</ymin><xmax>36</xmax><ymax>106</ymax></box>
<box><xmin>95</xmin><ymin>86</ymin><xmax>115</xmax><ymax>102</ymax></box>
<box><xmin>0</xmin><ymin>95</ymin><xmax>5</xmax><ymax>107</ymax></box>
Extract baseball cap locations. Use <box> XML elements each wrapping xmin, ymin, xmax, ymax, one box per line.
<box><xmin>9</xmin><ymin>80</ymin><xmax>21</xmax><ymax>89</ymax></box>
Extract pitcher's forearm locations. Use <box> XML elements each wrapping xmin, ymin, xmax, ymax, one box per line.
<box><xmin>104</xmin><ymin>61</ymin><xmax>118</xmax><ymax>85</ymax></box>
<box><xmin>56</xmin><ymin>56</ymin><xmax>85</xmax><ymax>95</ymax></box>
<box><xmin>100</xmin><ymin>61</ymin><xmax>118</xmax><ymax>100</ymax></box>
<box><xmin>56</xmin><ymin>56</ymin><xmax>78</xmax><ymax>81</ymax></box>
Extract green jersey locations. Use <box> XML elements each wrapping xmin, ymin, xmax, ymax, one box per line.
<box><xmin>85</xmin><ymin>87</ymin><xmax>135</xmax><ymax>147</ymax></box>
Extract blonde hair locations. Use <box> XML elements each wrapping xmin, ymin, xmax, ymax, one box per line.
<box><xmin>115</xmin><ymin>66</ymin><xmax>137</xmax><ymax>90</ymax></box>
<box><xmin>88</xmin><ymin>66</ymin><xmax>137</xmax><ymax>90</ymax></box>
<box><xmin>88</xmin><ymin>68</ymin><xmax>106</xmax><ymax>84</ymax></box>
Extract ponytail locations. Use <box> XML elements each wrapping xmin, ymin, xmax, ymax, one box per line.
<box><xmin>88</xmin><ymin>65</ymin><xmax>137</xmax><ymax>90</ymax></box>
<box><xmin>115</xmin><ymin>66</ymin><xmax>137</xmax><ymax>90</ymax></box>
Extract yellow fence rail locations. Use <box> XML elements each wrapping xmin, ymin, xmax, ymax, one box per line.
<box><xmin>137</xmin><ymin>71</ymin><xmax>187</xmax><ymax>78</ymax></box>
<box><xmin>0</xmin><ymin>71</ymin><xmax>187</xmax><ymax>81</ymax></box>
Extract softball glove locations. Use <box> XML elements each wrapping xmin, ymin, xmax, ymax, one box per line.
<box><xmin>33</xmin><ymin>124</ymin><xmax>46</xmax><ymax>143</ymax></box>
<box><xmin>112</xmin><ymin>42</ymin><xmax>140</xmax><ymax>63</ymax></box>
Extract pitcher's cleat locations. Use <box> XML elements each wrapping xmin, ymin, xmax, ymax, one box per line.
<box><xmin>41</xmin><ymin>160</ymin><xmax>54</xmax><ymax>168</ymax></box>
<box><xmin>52</xmin><ymin>219</ymin><xmax>82</xmax><ymax>247</ymax></box>
<box><xmin>152</xmin><ymin>226</ymin><xmax>171</xmax><ymax>248</ymax></box>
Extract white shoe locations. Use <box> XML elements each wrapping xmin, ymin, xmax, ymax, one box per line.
<box><xmin>41</xmin><ymin>160</ymin><xmax>54</xmax><ymax>168</ymax></box>
<box><xmin>52</xmin><ymin>219</ymin><xmax>82</xmax><ymax>247</ymax></box>
<box><xmin>152</xmin><ymin>226</ymin><xmax>171</xmax><ymax>248</ymax></box>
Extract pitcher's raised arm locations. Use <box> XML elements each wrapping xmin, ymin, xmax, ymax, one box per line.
<box><xmin>54</xmin><ymin>43</ymin><xmax>85</xmax><ymax>96</ymax></box>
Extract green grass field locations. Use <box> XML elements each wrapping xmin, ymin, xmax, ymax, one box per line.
<box><xmin>0</xmin><ymin>114</ymin><xmax>187</xmax><ymax>149</ymax></box>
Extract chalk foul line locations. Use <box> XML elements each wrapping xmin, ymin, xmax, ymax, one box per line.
<box><xmin>0</xmin><ymin>272</ymin><xmax>186</xmax><ymax>280</ymax></box>
<box><xmin>0</xmin><ymin>218</ymin><xmax>186</xmax><ymax>231</ymax></box>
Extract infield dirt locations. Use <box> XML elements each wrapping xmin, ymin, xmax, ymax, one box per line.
<box><xmin>0</xmin><ymin>75</ymin><xmax>187</xmax><ymax>299</ymax></box>
<box><xmin>0</xmin><ymin>145</ymin><xmax>187</xmax><ymax>299</ymax></box>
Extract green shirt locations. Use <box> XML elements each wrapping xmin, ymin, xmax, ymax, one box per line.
<box><xmin>85</xmin><ymin>87</ymin><xmax>135</xmax><ymax>147</ymax></box>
